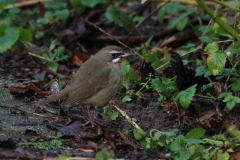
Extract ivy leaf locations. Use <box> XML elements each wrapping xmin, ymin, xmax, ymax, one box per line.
<box><xmin>105</xmin><ymin>5</ymin><xmax>134</xmax><ymax>31</ymax></box>
<box><xmin>0</xmin><ymin>26</ymin><xmax>20</xmax><ymax>53</ymax></box>
<box><xmin>205</xmin><ymin>42</ymin><xmax>226</xmax><ymax>76</ymax></box>
<box><xmin>143</xmin><ymin>50</ymin><xmax>170</xmax><ymax>73</ymax></box>
<box><xmin>81</xmin><ymin>0</ymin><xmax>108</xmax><ymax>8</ymax></box>
<box><xmin>173</xmin><ymin>84</ymin><xmax>197</xmax><ymax>108</ymax></box>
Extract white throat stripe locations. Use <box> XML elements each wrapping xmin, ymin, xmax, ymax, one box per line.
<box><xmin>110</xmin><ymin>51</ymin><xmax>123</xmax><ymax>54</ymax></box>
<box><xmin>112</xmin><ymin>57</ymin><xmax>121</xmax><ymax>63</ymax></box>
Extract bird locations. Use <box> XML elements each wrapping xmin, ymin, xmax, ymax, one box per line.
<box><xmin>40</xmin><ymin>46</ymin><xmax>132</xmax><ymax>126</ymax></box>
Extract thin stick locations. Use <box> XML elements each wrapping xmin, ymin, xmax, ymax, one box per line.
<box><xmin>142</xmin><ymin>0</ymin><xmax>218</xmax><ymax>6</ymax></box>
<box><xmin>4</xmin><ymin>0</ymin><xmax>51</xmax><ymax>9</ymax></box>
<box><xmin>29</xmin><ymin>52</ymin><xmax>57</xmax><ymax>64</ymax></box>
<box><xmin>113</xmin><ymin>104</ymin><xmax>145</xmax><ymax>133</ymax></box>
<box><xmin>0</xmin><ymin>105</ymin><xmax>56</xmax><ymax>119</ymax></box>
<box><xmin>155</xmin><ymin>47</ymin><xmax>202</xmax><ymax>71</ymax></box>
<box><xmin>202</xmin><ymin>0</ymin><xmax>223</xmax><ymax>36</ymax></box>
<box><xmin>120</xmin><ymin>18</ymin><xmax>149</xmax><ymax>54</ymax></box>
<box><xmin>130</xmin><ymin>0</ymin><xmax>170</xmax><ymax>35</ymax></box>
<box><xmin>87</xmin><ymin>21</ymin><xmax>144</xmax><ymax>59</ymax></box>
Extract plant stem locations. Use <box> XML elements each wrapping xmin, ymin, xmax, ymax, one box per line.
<box><xmin>195</xmin><ymin>0</ymin><xmax>239</xmax><ymax>40</ymax></box>
<box><xmin>209</xmin><ymin>0</ymin><xmax>240</xmax><ymax>12</ymax></box>
<box><xmin>136</xmin><ymin>78</ymin><xmax>151</xmax><ymax>95</ymax></box>
<box><xmin>195</xmin><ymin>94</ymin><xmax>222</xmax><ymax>101</ymax></box>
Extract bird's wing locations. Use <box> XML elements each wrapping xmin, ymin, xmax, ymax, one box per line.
<box><xmin>63</xmin><ymin>57</ymin><xmax>111</xmax><ymax>105</ymax></box>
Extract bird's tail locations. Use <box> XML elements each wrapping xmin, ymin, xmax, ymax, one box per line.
<box><xmin>40</xmin><ymin>87</ymin><xmax>71</xmax><ymax>104</ymax></box>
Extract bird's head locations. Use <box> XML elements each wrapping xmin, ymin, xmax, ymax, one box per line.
<box><xmin>96</xmin><ymin>46</ymin><xmax>132</xmax><ymax>67</ymax></box>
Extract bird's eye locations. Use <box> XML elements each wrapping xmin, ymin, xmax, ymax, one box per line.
<box><xmin>111</xmin><ymin>53</ymin><xmax>117</xmax><ymax>57</ymax></box>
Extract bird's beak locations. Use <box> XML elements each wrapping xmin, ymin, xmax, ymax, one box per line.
<box><xmin>120</xmin><ymin>53</ymin><xmax>132</xmax><ymax>58</ymax></box>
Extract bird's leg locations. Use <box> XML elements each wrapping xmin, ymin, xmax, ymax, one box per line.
<box><xmin>82</xmin><ymin>105</ymin><xmax>94</xmax><ymax>127</ymax></box>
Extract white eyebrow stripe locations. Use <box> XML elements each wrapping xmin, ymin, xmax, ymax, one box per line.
<box><xmin>110</xmin><ymin>51</ymin><xmax>123</xmax><ymax>54</ymax></box>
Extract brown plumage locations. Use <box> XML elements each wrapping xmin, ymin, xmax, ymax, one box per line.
<box><xmin>40</xmin><ymin>46</ymin><xmax>131</xmax><ymax>107</ymax></box>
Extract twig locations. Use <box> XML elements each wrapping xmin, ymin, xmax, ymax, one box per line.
<box><xmin>4</xmin><ymin>0</ymin><xmax>51</xmax><ymax>9</ymax></box>
<box><xmin>175</xmin><ymin>103</ymin><xmax>181</xmax><ymax>127</ymax></box>
<box><xmin>202</xmin><ymin>0</ymin><xmax>222</xmax><ymax>36</ymax></box>
<box><xmin>120</xmin><ymin>18</ymin><xmax>149</xmax><ymax>54</ymax></box>
<box><xmin>0</xmin><ymin>105</ymin><xmax>56</xmax><ymax>119</ymax></box>
<box><xmin>113</xmin><ymin>104</ymin><xmax>145</xmax><ymax>134</ymax></box>
<box><xmin>130</xmin><ymin>0</ymin><xmax>170</xmax><ymax>35</ymax></box>
<box><xmin>142</xmin><ymin>0</ymin><xmax>220</xmax><ymax>6</ymax></box>
<box><xmin>87</xmin><ymin>21</ymin><xmax>144</xmax><ymax>59</ymax></box>
<box><xmin>28</xmin><ymin>52</ymin><xmax>56</xmax><ymax>64</ymax></box>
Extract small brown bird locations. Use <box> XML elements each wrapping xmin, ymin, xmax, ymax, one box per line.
<box><xmin>41</xmin><ymin>46</ymin><xmax>131</xmax><ymax>125</ymax></box>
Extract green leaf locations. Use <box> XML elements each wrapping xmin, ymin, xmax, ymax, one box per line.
<box><xmin>121</xmin><ymin>59</ymin><xmax>130</xmax><ymax>75</ymax></box>
<box><xmin>59</xmin><ymin>153</ymin><xmax>71</xmax><ymax>158</ymax></box>
<box><xmin>216</xmin><ymin>69</ymin><xmax>237</xmax><ymax>80</ymax></box>
<box><xmin>95</xmin><ymin>149</ymin><xmax>114</xmax><ymax>160</ymax></box>
<box><xmin>0</xmin><ymin>2</ymin><xmax>6</xmax><ymax>14</ymax></box>
<box><xmin>35</xmin><ymin>31</ymin><xmax>44</xmax><ymax>39</ymax></box>
<box><xmin>57</xmin><ymin>132</ymin><xmax>63</xmax><ymax>137</ymax></box>
<box><xmin>121</xmin><ymin>59</ymin><xmax>140</xmax><ymax>89</ymax></box>
<box><xmin>151</xmin><ymin>76</ymin><xmax>178</xmax><ymax>96</ymax></box>
<box><xmin>0</xmin><ymin>13</ymin><xmax>14</xmax><ymax>26</ymax></box>
<box><xmin>133</xmin><ymin>129</ymin><xmax>142</xmax><ymax>140</ymax></box>
<box><xmin>231</xmin><ymin>78</ymin><xmax>240</xmax><ymax>91</ymax></box>
<box><xmin>201</xmin><ymin>83</ymin><xmax>213</xmax><ymax>92</ymax></box>
<box><xmin>9</xmin><ymin>7</ymin><xmax>20</xmax><ymax>14</ymax></box>
<box><xmin>74</xmin><ymin>3</ymin><xmax>87</xmax><ymax>16</ymax></box>
<box><xmin>143</xmin><ymin>50</ymin><xmax>171</xmax><ymax>73</ymax></box>
<box><xmin>54</xmin><ymin>9</ymin><xmax>69</xmax><ymax>20</ymax></box>
<box><xmin>170</xmin><ymin>135</ymin><xmax>185</xmax><ymax>152</ymax></box>
<box><xmin>0</xmin><ymin>26</ymin><xmax>20</xmax><ymax>53</ymax></box>
<box><xmin>174</xmin><ymin>84</ymin><xmax>197</xmax><ymax>108</ymax></box>
<box><xmin>205</xmin><ymin>42</ymin><xmax>226</xmax><ymax>76</ymax></box>
<box><xmin>122</xmin><ymin>94</ymin><xmax>132</xmax><ymax>102</ymax></box>
<box><xmin>158</xmin><ymin>5</ymin><xmax>167</xmax><ymax>24</ymax></box>
<box><xmin>105</xmin><ymin>5</ymin><xmax>134</xmax><ymax>31</ymax></box>
<box><xmin>199</xmin><ymin>36</ymin><xmax>220</xmax><ymax>43</ymax></box>
<box><xmin>59</xmin><ymin>82</ymin><xmax>63</xmax><ymax>90</ymax></box>
<box><xmin>44</xmin><ymin>0</ymin><xmax>67</xmax><ymax>10</ymax></box>
<box><xmin>217</xmin><ymin>150</ymin><xmax>230</xmax><ymax>160</ymax></box>
<box><xmin>218</xmin><ymin>93</ymin><xmax>240</xmax><ymax>110</ymax></box>
<box><xmin>212</xmin><ymin>20</ymin><xmax>233</xmax><ymax>38</ymax></box>
<box><xmin>81</xmin><ymin>0</ymin><xmax>108</xmax><ymax>8</ymax></box>
<box><xmin>103</xmin><ymin>105</ymin><xmax>119</xmax><ymax>120</ymax></box>
<box><xmin>167</xmin><ymin>8</ymin><xmax>196</xmax><ymax>31</ymax></box>
<box><xmin>19</xmin><ymin>28</ymin><xmax>32</xmax><ymax>42</ymax></box>
<box><xmin>176</xmin><ymin>17</ymin><xmax>188</xmax><ymax>31</ymax></box>
<box><xmin>185</xmin><ymin>128</ymin><xmax>206</xmax><ymax>140</ymax></box>
<box><xmin>195</xmin><ymin>66</ymin><xmax>208</xmax><ymax>77</ymax></box>
<box><xmin>46</xmin><ymin>62</ymin><xmax>58</xmax><ymax>72</ymax></box>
